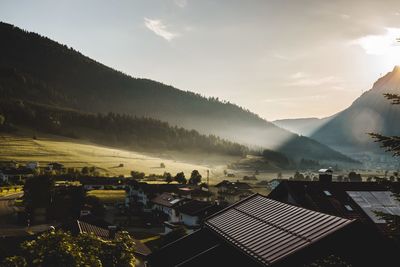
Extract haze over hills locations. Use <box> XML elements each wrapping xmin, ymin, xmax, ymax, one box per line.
<box><xmin>273</xmin><ymin>117</ymin><xmax>333</xmax><ymax>137</ymax></box>
<box><xmin>0</xmin><ymin>22</ymin><xmax>355</xmax><ymax>163</ymax></box>
<box><xmin>275</xmin><ymin>66</ymin><xmax>400</xmax><ymax>158</ymax></box>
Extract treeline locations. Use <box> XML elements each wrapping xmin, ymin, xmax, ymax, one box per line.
<box><xmin>0</xmin><ymin>99</ymin><xmax>249</xmax><ymax>156</ymax></box>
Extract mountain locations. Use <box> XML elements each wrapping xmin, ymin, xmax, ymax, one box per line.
<box><xmin>0</xmin><ymin>22</ymin><xmax>354</xmax><ymax>163</ymax></box>
<box><xmin>292</xmin><ymin>66</ymin><xmax>400</xmax><ymax>156</ymax></box>
<box><xmin>273</xmin><ymin>117</ymin><xmax>333</xmax><ymax>136</ymax></box>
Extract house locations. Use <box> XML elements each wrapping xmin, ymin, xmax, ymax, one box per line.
<box><xmin>176</xmin><ymin>186</ymin><xmax>213</xmax><ymax>202</ymax></box>
<box><xmin>215</xmin><ymin>180</ymin><xmax>253</xmax><ymax>203</ymax></box>
<box><xmin>60</xmin><ymin>220</ymin><xmax>151</xmax><ymax>267</ymax></box>
<box><xmin>0</xmin><ymin>167</ymin><xmax>34</xmax><ymax>182</ymax></box>
<box><xmin>176</xmin><ymin>200</ymin><xmax>220</xmax><ymax>228</ymax></box>
<box><xmin>0</xmin><ymin>170</ymin><xmax>7</xmax><ymax>182</ymax></box>
<box><xmin>47</xmin><ymin>162</ymin><xmax>64</xmax><ymax>171</ymax></box>
<box><xmin>149</xmin><ymin>194</ymin><xmax>394</xmax><ymax>267</ymax></box>
<box><xmin>125</xmin><ymin>181</ymin><xmax>179</xmax><ymax>209</ymax></box>
<box><xmin>26</xmin><ymin>161</ymin><xmax>39</xmax><ymax>170</ymax></box>
<box><xmin>267</xmin><ymin>178</ymin><xmax>284</xmax><ymax>190</ymax></box>
<box><xmin>318</xmin><ymin>168</ymin><xmax>333</xmax><ymax>182</ymax></box>
<box><xmin>268</xmin><ymin>179</ymin><xmax>400</xmax><ymax>244</ymax></box>
<box><xmin>151</xmin><ymin>192</ymin><xmax>187</xmax><ymax>223</ymax></box>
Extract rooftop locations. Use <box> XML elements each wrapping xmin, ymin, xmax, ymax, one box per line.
<box><xmin>268</xmin><ymin>180</ymin><xmax>400</xmax><ymax>236</ymax></box>
<box><xmin>149</xmin><ymin>194</ymin><xmax>358</xmax><ymax>267</ymax></box>
<box><xmin>151</xmin><ymin>192</ymin><xmax>185</xmax><ymax>207</ymax></box>
<box><xmin>205</xmin><ymin>194</ymin><xmax>353</xmax><ymax>265</ymax></box>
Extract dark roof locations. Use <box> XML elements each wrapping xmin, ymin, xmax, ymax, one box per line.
<box><xmin>215</xmin><ymin>180</ymin><xmax>252</xmax><ymax>190</ymax></box>
<box><xmin>151</xmin><ymin>192</ymin><xmax>184</xmax><ymax>207</ymax></box>
<box><xmin>268</xmin><ymin>181</ymin><xmax>400</xmax><ymax>234</ymax></box>
<box><xmin>130</xmin><ymin>182</ymin><xmax>179</xmax><ymax>195</ymax></box>
<box><xmin>149</xmin><ymin>194</ymin><xmax>361</xmax><ymax>267</ymax></box>
<box><xmin>176</xmin><ymin>200</ymin><xmax>216</xmax><ymax>216</ymax></box>
<box><xmin>205</xmin><ymin>194</ymin><xmax>353</xmax><ymax>266</ymax></box>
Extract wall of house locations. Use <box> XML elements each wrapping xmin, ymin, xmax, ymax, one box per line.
<box><xmin>153</xmin><ymin>204</ymin><xmax>180</xmax><ymax>223</ymax></box>
<box><xmin>180</xmin><ymin>213</ymin><xmax>199</xmax><ymax>227</ymax></box>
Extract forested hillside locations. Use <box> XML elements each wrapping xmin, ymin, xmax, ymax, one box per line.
<box><xmin>0</xmin><ymin>22</ymin><xmax>355</xmax><ymax>163</ymax></box>
<box><xmin>0</xmin><ymin>70</ymin><xmax>248</xmax><ymax>157</ymax></box>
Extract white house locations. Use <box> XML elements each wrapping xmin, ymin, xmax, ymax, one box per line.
<box><xmin>268</xmin><ymin>179</ymin><xmax>284</xmax><ymax>190</ymax></box>
<box><xmin>0</xmin><ymin>171</ymin><xmax>7</xmax><ymax>182</ymax></box>
<box><xmin>152</xmin><ymin>192</ymin><xmax>186</xmax><ymax>223</ymax></box>
<box><xmin>176</xmin><ymin>200</ymin><xmax>217</xmax><ymax>228</ymax></box>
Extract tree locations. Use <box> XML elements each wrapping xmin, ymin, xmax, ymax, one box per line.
<box><xmin>2</xmin><ymin>230</ymin><xmax>137</xmax><ymax>267</ymax></box>
<box><xmin>130</xmin><ymin>171</ymin><xmax>145</xmax><ymax>180</ymax></box>
<box><xmin>81</xmin><ymin>166</ymin><xmax>89</xmax><ymax>175</ymax></box>
<box><xmin>160</xmin><ymin>162</ymin><xmax>166</xmax><ymax>168</ymax></box>
<box><xmin>189</xmin><ymin>170</ymin><xmax>202</xmax><ymax>185</ymax></box>
<box><xmin>163</xmin><ymin>172</ymin><xmax>173</xmax><ymax>184</ymax></box>
<box><xmin>294</xmin><ymin>171</ymin><xmax>304</xmax><ymax>180</ymax></box>
<box><xmin>1</xmin><ymin>256</ymin><xmax>27</xmax><ymax>267</ymax></box>
<box><xmin>348</xmin><ymin>171</ymin><xmax>362</xmax><ymax>182</ymax></box>
<box><xmin>174</xmin><ymin>172</ymin><xmax>187</xmax><ymax>184</ymax></box>
<box><xmin>0</xmin><ymin>114</ymin><xmax>5</xmax><ymax>125</ymax></box>
<box><xmin>370</xmin><ymin>93</ymin><xmax>400</xmax><ymax>245</ymax></box>
<box><xmin>23</xmin><ymin>176</ymin><xmax>54</xmax><ymax>214</ymax></box>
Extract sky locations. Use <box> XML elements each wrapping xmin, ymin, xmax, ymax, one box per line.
<box><xmin>1</xmin><ymin>0</ymin><xmax>400</xmax><ymax>121</ymax></box>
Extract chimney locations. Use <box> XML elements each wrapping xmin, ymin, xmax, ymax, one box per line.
<box><xmin>318</xmin><ymin>168</ymin><xmax>333</xmax><ymax>183</ymax></box>
<box><xmin>108</xmin><ymin>225</ymin><xmax>117</xmax><ymax>239</ymax></box>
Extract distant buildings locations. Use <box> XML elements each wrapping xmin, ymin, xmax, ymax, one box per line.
<box><xmin>125</xmin><ymin>181</ymin><xmax>221</xmax><ymax>231</ymax></box>
<box><xmin>0</xmin><ymin>166</ymin><xmax>34</xmax><ymax>182</ymax></box>
<box><xmin>215</xmin><ymin>180</ymin><xmax>252</xmax><ymax>203</ymax></box>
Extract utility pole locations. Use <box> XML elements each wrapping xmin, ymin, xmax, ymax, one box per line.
<box><xmin>207</xmin><ymin>169</ymin><xmax>210</xmax><ymax>202</ymax></box>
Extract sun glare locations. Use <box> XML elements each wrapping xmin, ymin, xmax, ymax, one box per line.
<box><xmin>355</xmin><ymin>28</ymin><xmax>400</xmax><ymax>70</ymax></box>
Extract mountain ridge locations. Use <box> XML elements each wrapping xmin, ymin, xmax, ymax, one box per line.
<box><xmin>274</xmin><ymin>66</ymin><xmax>400</xmax><ymax>159</ymax></box>
<box><xmin>0</xmin><ymin>21</ymin><xmax>355</xmax><ymax>163</ymax></box>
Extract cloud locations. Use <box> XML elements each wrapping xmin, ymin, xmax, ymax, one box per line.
<box><xmin>290</xmin><ymin>72</ymin><xmax>307</xmax><ymax>79</ymax></box>
<box><xmin>174</xmin><ymin>0</ymin><xmax>187</xmax><ymax>8</ymax></box>
<box><xmin>353</xmin><ymin>28</ymin><xmax>400</xmax><ymax>55</ymax></box>
<box><xmin>286</xmin><ymin>73</ymin><xmax>342</xmax><ymax>87</ymax></box>
<box><xmin>144</xmin><ymin>18</ymin><xmax>179</xmax><ymax>41</ymax></box>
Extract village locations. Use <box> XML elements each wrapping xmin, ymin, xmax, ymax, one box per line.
<box><xmin>0</xmin><ymin>160</ymin><xmax>399</xmax><ymax>266</ymax></box>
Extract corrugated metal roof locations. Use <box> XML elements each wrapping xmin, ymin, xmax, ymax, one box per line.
<box><xmin>205</xmin><ymin>194</ymin><xmax>353</xmax><ymax>266</ymax></box>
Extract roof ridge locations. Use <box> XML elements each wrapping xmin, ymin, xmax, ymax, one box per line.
<box><xmin>204</xmin><ymin>193</ymin><xmax>261</xmax><ymax>221</ymax></box>
<box><xmin>175</xmin><ymin>244</ymin><xmax>221</xmax><ymax>267</ymax></box>
<box><xmin>76</xmin><ymin>220</ymin><xmax>82</xmax><ymax>234</ymax></box>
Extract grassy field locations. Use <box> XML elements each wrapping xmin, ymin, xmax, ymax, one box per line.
<box><xmin>87</xmin><ymin>190</ymin><xmax>126</xmax><ymax>204</ymax></box>
<box><xmin>0</xmin><ymin>133</ymin><xmax>241</xmax><ymax>184</ymax></box>
<box><xmin>0</xmin><ymin>186</ymin><xmax>22</xmax><ymax>197</ymax></box>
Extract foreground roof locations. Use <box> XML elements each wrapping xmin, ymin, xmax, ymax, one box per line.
<box><xmin>205</xmin><ymin>194</ymin><xmax>353</xmax><ymax>266</ymax></box>
<box><xmin>149</xmin><ymin>194</ymin><xmax>357</xmax><ymax>267</ymax></box>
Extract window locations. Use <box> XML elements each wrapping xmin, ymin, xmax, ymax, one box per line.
<box><xmin>344</xmin><ymin>205</ymin><xmax>353</xmax><ymax>211</ymax></box>
<box><xmin>323</xmin><ymin>190</ymin><xmax>332</xmax><ymax>196</ymax></box>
